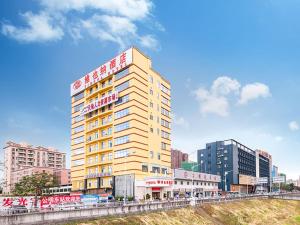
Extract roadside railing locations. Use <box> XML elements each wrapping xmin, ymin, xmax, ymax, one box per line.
<box><xmin>0</xmin><ymin>193</ymin><xmax>298</xmax><ymax>216</ymax></box>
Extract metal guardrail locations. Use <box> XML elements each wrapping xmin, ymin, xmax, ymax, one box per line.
<box><xmin>0</xmin><ymin>193</ymin><xmax>299</xmax><ymax>217</ymax></box>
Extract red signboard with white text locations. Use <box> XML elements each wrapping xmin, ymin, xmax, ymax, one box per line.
<box><xmin>81</xmin><ymin>91</ymin><xmax>118</xmax><ymax>116</ymax></box>
<box><xmin>70</xmin><ymin>48</ymin><xmax>133</xmax><ymax>96</ymax></box>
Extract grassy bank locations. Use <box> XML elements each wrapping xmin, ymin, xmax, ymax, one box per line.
<box><xmin>65</xmin><ymin>199</ymin><xmax>300</xmax><ymax>225</ymax></box>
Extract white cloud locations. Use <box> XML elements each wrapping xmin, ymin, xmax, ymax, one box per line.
<box><xmin>139</xmin><ymin>35</ymin><xmax>160</xmax><ymax>50</ymax></box>
<box><xmin>193</xmin><ymin>76</ymin><xmax>271</xmax><ymax>117</ymax></box>
<box><xmin>289</xmin><ymin>121</ymin><xmax>299</xmax><ymax>131</ymax></box>
<box><xmin>1</xmin><ymin>0</ymin><xmax>160</xmax><ymax>50</ymax></box>
<box><xmin>211</xmin><ymin>76</ymin><xmax>241</xmax><ymax>96</ymax></box>
<box><xmin>194</xmin><ymin>88</ymin><xmax>229</xmax><ymax>117</ymax></box>
<box><xmin>2</xmin><ymin>11</ymin><xmax>63</xmax><ymax>42</ymax></box>
<box><xmin>40</xmin><ymin>0</ymin><xmax>153</xmax><ymax>20</ymax></box>
<box><xmin>238</xmin><ymin>83</ymin><xmax>271</xmax><ymax>105</ymax></box>
<box><xmin>172</xmin><ymin>114</ymin><xmax>189</xmax><ymax>128</ymax></box>
<box><xmin>194</xmin><ymin>76</ymin><xmax>240</xmax><ymax>117</ymax></box>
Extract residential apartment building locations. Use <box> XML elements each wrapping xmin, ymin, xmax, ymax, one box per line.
<box><xmin>171</xmin><ymin>149</ymin><xmax>189</xmax><ymax>169</ymax></box>
<box><xmin>198</xmin><ymin>139</ymin><xmax>257</xmax><ymax>193</ymax></box>
<box><xmin>70</xmin><ymin>47</ymin><xmax>171</xmax><ymax>200</ymax></box>
<box><xmin>3</xmin><ymin>141</ymin><xmax>67</xmax><ymax>194</ymax></box>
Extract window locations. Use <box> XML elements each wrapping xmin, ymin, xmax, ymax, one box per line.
<box><xmin>74</xmin><ymin>91</ymin><xmax>84</xmax><ymax>101</ymax></box>
<box><xmin>115</xmin><ymin>81</ymin><xmax>129</xmax><ymax>92</ymax></box>
<box><xmin>74</xmin><ymin>103</ymin><xmax>84</xmax><ymax>112</ymax></box>
<box><xmin>149</xmin><ymin>75</ymin><xmax>153</xmax><ymax>83</ymax></box>
<box><xmin>73</xmin><ymin>125</ymin><xmax>84</xmax><ymax>134</ymax></box>
<box><xmin>157</xmin><ymin>153</ymin><xmax>161</xmax><ymax>160</ymax></box>
<box><xmin>108</xmin><ymin>153</ymin><xmax>113</xmax><ymax>160</ymax></box>
<box><xmin>161</xmin><ymin>130</ymin><xmax>170</xmax><ymax>139</ymax></box>
<box><xmin>150</xmin><ymin>127</ymin><xmax>153</xmax><ymax>133</ymax></box>
<box><xmin>72</xmin><ymin>147</ymin><xmax>84</xmax><ymax>156</ymax></box>
<box><xmin>151</xmin><ymin>166</ymin><xmax>160</xmax><ymax>173</ymax></box>
<box><xmin>161</xmin><ymin>168</ymin><xmax>167</xmax><ymax>174</ymax></box>
<box><xmin>108</xmin><ymin>140</ymin><xmax>113</xmax><ymax>148</ymax></box>
<box><xmin>149</xmin><ymin>88</ymin><xmax>153</xmax><ymax>95</ymax></box>
<box><xmin>114</xmin><ymin>121</ymin><xmax>130</xmax><ymax>132</ymax></box>
<box><xmin>150</xmin><ymin>114</ymin><xmax>153</xmax><ymax>120</ymax></box>
<box><xmin>161</xmin><ymin>84</ymin><xmax>170</xmax><ymax>95</ymax></box>
<box><xmin>142</xmin><ymin>165</ymin><xmax>148</xmax><ymax>172</ymax></box>
<box><xmin>115</xmin><ymin>149</ymin><xmax>129</xmax><ymax>158</ymax></box>
<box><xmin>115</xmin><ymin>68</ymin><xmax>129</xmax><ymax>80</ymax></box>
<box><xmin>114</xmin><ymin>135</ymin><xmax>130</xmax><ymax>145</ymax></box>
<box><xmin>73</xmin><ymin>136</ymin><xmax>84</xmax><ymax>145</ymax></box>
<box><xmin>181</xmin><ymin>181</ymin><xmax>183</xmax><ymax>185</ymax></box>
<box><xmin>72</xmin><ymin>159</ymin><xmax>84</xmax><ymax>166</ymax></box>
<box><xmin>161</xmin><ymin>107</ymin><xmax>170</xmax><ymax>117</ymax></box>
<box><xmin>161</xmin><ymin>119</ymin><xmax>170</xmax><ymax>128</ymax></box>
<box><xmin>149</xmin><ymin>101</ymin><xmax>153</xmax><ymax>108</ymax></box>
<box><xmin>115</xmin><ymin>108</ymin><xmax>129</xmax><ymax>119</ymax></box>
<box><xmin>162</xmin><ymin>96</ymin><xmax>169</xmax><ymax>105</ymax></box>
<box><xmin>174</xmin><ymin>181</ymin><xmax>177</xmax><ymax>185</ymax></box>
<box><xmin>73</xmin><ymin>115</ymin><xmax>84</xmax><ymax>123</ymax></box>
<box><xmin>150</xmin><ymin>151</ymin><xmax>154</xmax><ymax>159</ymax></box>
<box><xmin>115</xmin><ymin>94</ymin><xmax>129</xmax><ymax>105</ymax></box>
<box><xmin>161</xmin><ymin>142</ymin><xmax>167</xmax><ymax>150</ymax></box>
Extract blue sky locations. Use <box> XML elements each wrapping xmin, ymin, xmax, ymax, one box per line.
<box><xmin>0</xmin><ymin>0</ymin><xmax>300</xmax><ymax>179</ymax></box>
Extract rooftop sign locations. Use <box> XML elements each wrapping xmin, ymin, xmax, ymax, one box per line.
<box><xmin>70</xmin><ymin>48</ymin><xmax>133</xmax><ymax>96</ymax></box>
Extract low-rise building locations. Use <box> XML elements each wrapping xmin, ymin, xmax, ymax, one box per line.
<box><xmin>172</xmin><ymin>169</ymin><xmax>220</xmax><ymax>198</ymax></box>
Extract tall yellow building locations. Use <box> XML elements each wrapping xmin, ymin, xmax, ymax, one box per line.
<box><xmin>70</xmin><ymin>47</ymin><xmax>172</xmax><ymax>200</ymax></box>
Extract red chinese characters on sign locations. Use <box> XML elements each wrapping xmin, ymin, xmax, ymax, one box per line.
<box><xmin>110</xmin><ymin>58</ymin><xmax>116</xmax><ymax>70</ymax></box>
<box><xmin>2</xmin><ymin>198</ymin><xmax>13</xmax><ymax>207</ymax></box>
<box><xmin>85</xmin><ymin>74</ymin><xmax>90</xmax><ymax>84</ymax></box>
<box><xmin>71</xmin><ymin>48</ymin><xmax>132</xmax><ymax>97</ymax></box>
<box><xmin>100</xmin><ymin>65</ymin><xmax>106</xmax><ymax>75</ymax></box>
<box><xmin>18</xmin><ymin>197</ymin><xmax>28</xmax><ymax>206</ymax></box>
<box><xmin>120</xmin><ymin>52</ymin><xmax>126</xmax><ymax>64</ymax></box>
<box><xmin>81</xmin><ymin>92</ymin><xmax>118</xmax><ymax>115</ymax></box>
<box><xmin>145</xmin><ymin>179</ymin><xmax>173</xmax><ymax>187</ymax></box>
<box><xmin>40</xmin><ymin>195</ymin><xmax>81</xmax><ymax>208</ymax></box>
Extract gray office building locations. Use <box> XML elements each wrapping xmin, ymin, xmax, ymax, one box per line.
<box><xmin>198</xmin><ymin>139</ymin><xmax>257</xmax><ymax>192</ymax></box>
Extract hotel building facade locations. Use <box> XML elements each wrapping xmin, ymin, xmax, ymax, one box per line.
<box><xmin>70</xmin><ymin>47</ymin><xmax>171</xmax><ymax>200</ymax></box>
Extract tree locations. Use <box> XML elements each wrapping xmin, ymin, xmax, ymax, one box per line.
<box><xmin>13</xmin><ymin>172</ymin><xmax>57</xmax><ymax>207</ymax></box>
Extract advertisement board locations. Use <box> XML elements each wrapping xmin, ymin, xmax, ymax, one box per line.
<box><xmin>256</xmin><ymin>177</ymin><xmax>269</xmax><ymax>185</ymax></box>
<box><xmin>273</xmin><ymin>176</ymin><xmax>286</xmax><ymax>184</ymax></box>
<box><xmin>70</xmin><ymin>48</ymin><xmax>133</xmax><ymax>96</ymax></box>
<box><xmin>80</xmin><ymin>195</ymin><xmax>99</xmax><ymax>205</ymax></box>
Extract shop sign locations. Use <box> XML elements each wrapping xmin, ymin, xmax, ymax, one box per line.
<box><xmin>85</xmin><ymin>172</ymin><xmax>112</xmax><ymax>179</ymax></box>
<box><xmin>145</xmin><ymin>179</ymin><xmax>173</xmax><ymax>187</ymax></box>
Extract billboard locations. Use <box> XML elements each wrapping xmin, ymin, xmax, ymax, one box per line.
<box><xmin>256</xmin><ymin>177</ymin><xmax>269</xmax><ymax>185</ymax></box>
<box><xmin>70</xmin><ymin>48</ymin><xmax>133</xmax><ymax>96</ymax></box>
<box><xmin>239</xmin><ymin>175</ymin><xmax>257</xmax><ymax>186</ymax></box>
<box><xmin>273</xmin><ymin>176</ymin><xmax>286</xmax><ymax>184</ymax></box>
